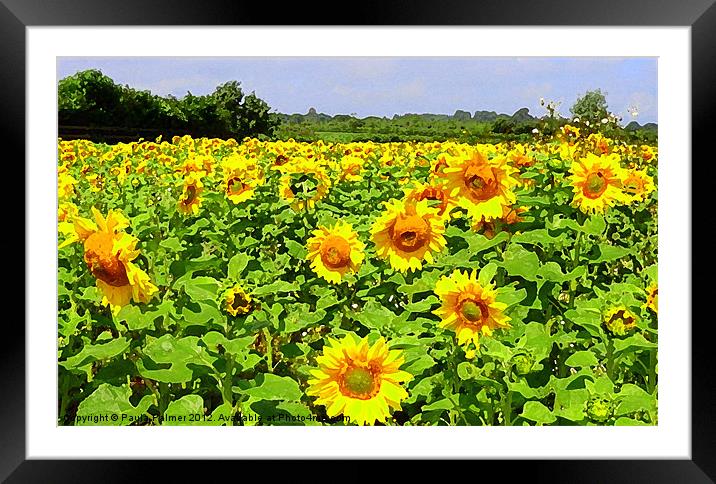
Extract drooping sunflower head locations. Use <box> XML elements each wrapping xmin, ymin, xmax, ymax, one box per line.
<box><xmin>223</xmin><ymin>284</ymin><xmax>254</xmax><ymax>317</ymax></box>
<box><xmin>644</xmin><ymin>283</ymin><xmax>658</xmax><ymax>314</ymax></box>
<box><xmin>307</xmin><ymin>334</ymin><xmax>412</xmax><ymax>426</ymax></box>
<box><xmin>222</xmin><ymin>153</ymin><xmax>264</xmax><ymax>205</ymax></box>
<box><xmin>603</xmin><ymin>306</ymin><xmax>638</xmax><ymax>336</ymax></box>
<box><xmin>72</xmin><ymin>208</ymin><xmax>158</xmax><ymax>313</ymax></box>
<box><xmin>440</xmin><ymin>149</ymin><xmax>518</xmax><ymax>221</ymax></box>
<box><xmin>371</xmin><ymin>199</ymin><xmax>447</xmax><ymax>273</ymax></box>
<box><xmin>177</xmin><ymin>173</ymin><xmax>204</xmax><ymax>215</ymax></box>
<box><xmin>433</xmin><ymin>269</ymin><xmax>511</xmax><ymax>352</ymax></box>
<box><xmin>336</xmin><ymin>155</ymin><xmax>366</xmax><ymax>182</ymax></box>
<box><xmin>403</xmin><ymin>180</ymin><xmax>456</xmax><ymax>219</ymax></box>
<box><xmin>471</xmin><ymin>205</ymin><xmax>526</xmax><ymax>239</ymax></box>
<box><xmin>306</xmin><ymin>221</ymin><xmax>365</xmax><ymax>284</ymax></box>
<box><xmin>569</xmin><ymin>152</ymin><xmax>629</xmax><ymax>214</ymax></box>
<box><xmin>620</xmin><ymin>168</ymin><xmax>656</xmax><ymax>204</ymax></box>
<box><xmin>278</xmin><ymin>158</ymin><xmax>331</xmax><ymax>212</ymax></box>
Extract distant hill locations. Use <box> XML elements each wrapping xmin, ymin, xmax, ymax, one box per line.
<box><xmin>280</xmin><ymin>107</ymin><xmax>540</xmax><ymax>124</ymax></box>
<box><xmin>625</xmin><ymin>121</ymin><xmax>658</xmax><ymax>132</ymax></box>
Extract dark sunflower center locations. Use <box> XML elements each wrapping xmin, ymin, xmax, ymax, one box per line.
<box><xmin>183</xmin><ymin>185</ymin><xmax>197</xmax><ymax>204</ymax></box>
<box><xmin>583</xmin><ymin>172</ymin><xmax>608</xmax><ymax>199</ymax></box>
<box><xmin>289</xmin><ymin>174</ymin><xmax>318</xmax><ymax>198</ymax></box>
<box><xmin>460</xmin><ymin>299</ymin><xmax>489</xmax><ymax>323</ymax></box>
<box><xmin>320</xmin><ymin>235</ymin><xmax>351</xmax><ymax>268</ymax></box>
<box><xmin>227</xmin><ymin>177</ymin><xmax>247</xmax><ymax>194</ymax></box>
<box><xmin>231</xmin><ymin>292</ymin><xmax>250</xmax><ymax>311</ymax></box>
<box><xmin>342</xmin><ymin>366</ymin><xmax>376</xmax><ymax>398</ymax></box>
<box><xmin>608</xmin><ymin>310</ymin><xmax>635</xmax><ymax>327</ymax></box>
<box><xmin>390</xmin><ymin>214</ymin><xmax>429</xmax><ymax>253</ymax></box>
<box><xmin>84</xmin><ymin>232</ymin><xmax>129</xmax><ymax>287</ymax></box>
<box><xmin>463</xmin><ymin>165</ymin><xmax>499</xmax><ymax>201</ymax></box>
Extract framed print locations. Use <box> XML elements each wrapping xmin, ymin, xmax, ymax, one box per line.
<box><xmin>6</xmin><ymin>0</ymin><xmax>712</xmax><ymax>480</ymax></box>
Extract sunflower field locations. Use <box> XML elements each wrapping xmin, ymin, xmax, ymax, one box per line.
<box><xmin>57</xmin><ymin>126</ymin><xmax>658</xmax><ymax>426</ymax></box>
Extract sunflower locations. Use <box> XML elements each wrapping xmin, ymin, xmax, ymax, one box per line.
<box><xmin>568</xmin><ymin>152</ymin><xmax>629</xmax><ymax>214</ymax></box>
<box><xmin>177</xmin><ymin>173</ymin><xmax>204</xmax><ymax>215</ymax></box>
<box><xmin>222</xmin><ymin>154</ymin><xmax>264</xmax><ymax>204</ymax></box>
<box><xmin>639</xmin><ymin>145</ymin><xmax>656</xmax><ymax>163</ymax></box>
<box><xmin>58</xmin><ymin>202</ymin><xmax>80</xmax><ymax>246</ymax></box>
<box><xmin>223</xmin><ymin>284</ymin><xmax>254</xmax><ymax>316</ymax></box>
<box><xmin>278</xmin><ymin>159</ymin><xmax>331</xmax><ymax>212</ymax></box>
<box><xmin>440</xmin><ymin>149</ymin><xmax>518</xmax><ymax>221</ymax></box>
<box><xmin>433</xmin><ymin>269</ymin><xmax>511</xmax><ymax>353</ymax></box>
<box><xmin>403</xmin><ymin>180</ymin><xmax>456</xmax><ymax>219</ymax></box>
<box><xmin>69</xmin><ymin>207</ymin><xmax>158</xmax><ymax>314</ymax></box>
<box><xmin>307</xmin><ymin>334</ymin><xmax>412</xmax><ymax>426</ymax></box>
<box><xmin>471</xmin><ymin>205</ymin><xmax>526</xmax><ymax>239</ymax></box>
<box><xmin>603</xmin><ymin>306</ymin><xmax>638</xmax><ymax>336</ymax></box>
<box><xmin>58</xmin><ymin>172</ymin><xmax>77</xmax><ymax>200</ymax></box>
<box><xmin>371</xmin><ymin>199</ymin><xmax>446</xmax><ymax>273</ymax></box>
<box><xmin>644</xmin><ymin>283</ymin><xmax>658</xmax><ymax>314</ymax></box>
<box><xmin>336</xmin><ymin>155</ymin><xmax>365</xmax><ymax>182</ymax></box>
<box><xmin>620</xmin><ymin>168</ymin><xmax>656</xmax><ymax>204</ymax></box>
<box><xmin>306</xmin><ymin>222</ymin><xmax>365</xmax><ymax>284</ymax></box>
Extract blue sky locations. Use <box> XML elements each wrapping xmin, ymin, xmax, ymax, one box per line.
<box><xmin>57</xmin><ymin>57</ymin><xmax>658</xmax><ymax>124</ymax></box>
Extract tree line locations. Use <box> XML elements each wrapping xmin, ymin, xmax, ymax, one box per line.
<box><xmin>58</xmin><ymin>69</ymin><xmax>280</xmax><ymax>142</ymax></box>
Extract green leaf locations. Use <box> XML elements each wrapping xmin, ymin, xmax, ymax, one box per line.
<box><xmin>397</xmin><ymin>269</ymin><xmax>442</xmax><ymax>295</ymax></box>
<box><xmin>159</xmin><ymin>237</ymin><xmax>183</xmax><ymax>252</ymax></box>
<box><xmin>552</xmin><ymin>387</ymin><xmax>589</xmax><ymax>422</ymax></box>
<box><xmin>591</xmin><ymin>244</ymin><xmax>631</xmax><ymax>263</ymax></box>
<box><xmin>565</xmin><ymin>351</ymin><xmax>598</xmax><ymax>368</ymax></box>
<box><xmin>227</xmin><ymin>253</ymin><xmax>250</xmax><ymax>279</ymax></box>
<box><xmin>500</xmin><ymin>244</ymin><xmax>540</xmax><ymax>281</ymax></box>
<box><xmin>478</xmin><ymin>262</ymin><xmax>498</xmax><ymax>285</ymax></box>
<box><xmin>538</xmin><ymin>263</ymin><xmax>586</xmax><ymax>283</ymax></box>
<box><xmin>511</xmin><ymin>229</ymin><xmax>567</xmax><ymax>249</ymax></box>
<box><xmin>565</xmin><ymin>306</ymin><xmax>603</xmax><ymax>338</ymax></box>
<box><xmin>422</xmin><ymin>397</ymin><xmax>455</xmax><ymax>412</ymax></box>
<box><xmin>519</xmin><ymin>322</ymin><xmax>553</xmax><ymax>361</ymax></box>
<box><xmin>615</xmin><ymin>384</ymin><xmax>657</xmax><ymax>417</ymax></box>
<box><xmin>60</xmin><ymin>337</ymin><xmax>130</xmax><ymax>371</ymax></box>
<box><xmin>179</xmin><ymin>301</ymin><xmax>225</xmax><ymax>329</ymax></box>
<box><xmin>253</xmin><ymin>280</ymin><xmax>298</xmax><ymax>296</ymax></box>
<box><xmin>613</xmin><ymin>333</ymin><xmax>657</xmax><ymax>356</ymax></box>
<box><xmin>137</xmin><ymin>335</ymin><xmax>216</xmax><ymax>384</ymax></box>
<box><xmin>243</xmin><ymin>374</ymin><xmax>302</xmax><ymax>401</ymax></box>
<box><xmin>75</xmin><ymin>384</ymin><xmax>155</xmax><ymax>426</ymax></box>
<box><xmin>457</xmin><ymin>361</ymin><xmax>478</xmax><ymax>380</ymax></box>
<box><xmin>163</xmin><ymin>395</ymin><xmax>210</xmax><ymax>426</ymax></box>
<box><xmin>582</xmin><ymin>215</ymin><xmax>606</xmax><ymax>235</ymax></box>
<box><xmin>284</xmin><ymin>240</ymin><xmax>308</xmax><ymax>259</ymax></box>
<box><xmin>466</xmin><ymin>231</ymin><xmax>510</xmax><ymax>253</ymax></box>
<box><xmin>404</xmin><ymin>295</ymin><xmax>439</xmax><ymax>313</ymax></box>
<box><xmin>181</xmin><ymin>276</ymin><xmax>220</xmax><ymax>302</ymax></box>
<box><xmin>480</xmin><ymin>337</ymin><xmax>513</xmax><ymax>360</ymax></box>
<box><xmin>283</xmin><ymin>304</ymin><xmax>327</xmax><ymax>333</ymax></box>
<box><xmin>615</xmin><ymin>417</ymin><xmax>650</xmax><ymax>426</ymax></box>
<box><xmin>115</xmin><ymin>300</ymin><xmax>174</xmax><ymax>331</ymax></box>
<box><xmin>521</xmin><ymin>401</ymin><xmax>556</xmax><ymax>424</ymax></box>
<box><xmin>352</xmin><ymin>301</ymin><xmax>395</xmax><ymax>330</ymax></box>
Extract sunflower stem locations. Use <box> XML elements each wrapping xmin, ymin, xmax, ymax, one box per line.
<box><xmin>568</xmin><ymin>229</ymin><xmax>583</xmax><ymax>309</ymax></box>
<box><xmin>262</xmin><ymin>327</ymin><xmax>274</xmax><ymax>373</ymax></box>
<box><xmin>222</xmin><ymin>352</ymin><xmax>235</xmax><ymax>420</ymax></box>
<box><xmin>647</xmin><ymin>348</ymin><xmax>657</xmax><ymax>394</ymax></box>
<box><xmin>605</xmin><ymin>338</ymin><xmax>616</xmax><ymax>381</ymax></box>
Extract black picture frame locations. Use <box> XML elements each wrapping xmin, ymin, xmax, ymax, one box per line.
<box><xmin>6</xmin><ymin>0</ymin><xmax>709</xmax><ymax>480</ymax></box>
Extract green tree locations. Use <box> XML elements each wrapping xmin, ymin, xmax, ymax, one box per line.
<box><xmin>570</xmin><ymin>89</ymin><xmax>610</xmax><ymax>125</ymax></box>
